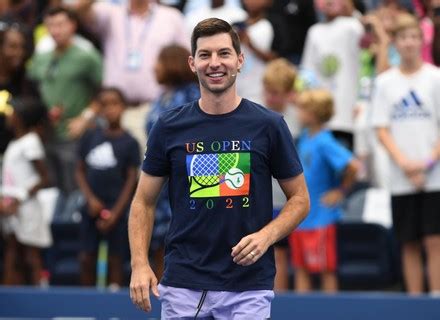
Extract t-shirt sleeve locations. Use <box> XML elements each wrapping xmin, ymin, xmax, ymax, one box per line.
<box><xmin>23</xmin><ymin>133</ymin><xmax>45</xmax><ymax>161</ymax></box>
<box><xmin>321</xmin><ymin>135</ymin><xmax>353</xmax><ymax>175</ymax></box>
<box><xmin>270</xmin><ymin>117</ymin><xmax>303</xmax><ymax>179</ymax></box>
<box><xmin>127</xmin><ymin>136</ymin><xmax>141</xmax><ymax>168</ymax></box>
<box><xmin>370</xmin><ymin>76</ymin><xmax>390</xmax><ymax>128</ymax></box>
<box><xmin>77</xmin><ymin>130</ymin><xmax>91</xmax><ymax>161</ymax></box>
<box><xmin>142</xmin><ymin>118</ymin><xmax>170</xmax><ymax>176</ymax></box>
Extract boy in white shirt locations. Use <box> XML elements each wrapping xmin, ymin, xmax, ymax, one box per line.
<box><xmin>371</xmin><ymin>13</ymin><xmax>440</xmax><ymax>295</ymax></box>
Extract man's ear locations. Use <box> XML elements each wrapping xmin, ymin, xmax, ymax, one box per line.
<box><xmin>237</xmin><ymin>52</ymin><xmax>244</xmax><ymax>71</ymax></box>
<box><xmin>188</xmin><ymin>55</ymin><xmax>196</xmax><ymax>74</ymax></box>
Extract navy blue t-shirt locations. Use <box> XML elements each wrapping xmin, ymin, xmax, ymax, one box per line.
<box><xmin>142</xmin><ymin>99</ymin><xmax>302</xmax><ymax>291</ymax></box>
<box><xmin>79</xmin><ymin>128</ymin><xmax>140</xmax><ymax>208</ymax></box>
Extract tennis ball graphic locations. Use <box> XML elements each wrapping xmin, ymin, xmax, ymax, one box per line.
<box><xmin>321</xmin><ymin>54</ymin><xmax>340</xmax><ymax>78</ymax></box>
<box><xmin>225</xmin><ymin>168</ymin><xmax>245</xmax><ymax>190</ymax></box>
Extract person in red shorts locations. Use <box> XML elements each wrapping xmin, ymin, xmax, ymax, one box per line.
<box><xmin>289</xmin><ymin>89</ymin><xmax>359</xmax><ymax>292</ymax></box>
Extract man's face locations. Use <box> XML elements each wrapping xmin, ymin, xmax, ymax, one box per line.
<box><xmin>189</xmin><ymin>33</ymin><xmax>243</xmax><ymax>95</ymax></box>
<box><xmin>395</xmin><ymin>27</ymin><xmax>422</xmax><ymax>62</ymax></box>
<box><xmin>45</xmin><ymin>13</ymin><xmax>76</xmax><ymax>47</ymax></box>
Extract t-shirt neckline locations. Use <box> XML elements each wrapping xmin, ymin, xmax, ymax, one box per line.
<box><xmin>195</xmin><ymin>98</ymin><xmax>245</xmax><ymax>119</ymax></box>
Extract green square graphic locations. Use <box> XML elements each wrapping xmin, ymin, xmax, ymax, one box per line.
<box><xmin>187</xmin><ymin>152</ymin><xmax>251</xmax><ymax>198</ymax></box>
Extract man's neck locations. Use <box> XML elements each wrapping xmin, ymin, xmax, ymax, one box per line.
<box><xmin>130</xmin><ymin>0</ymin><xmax>149</xmax><ymax>15</ymax></box>
<box><xmin>199</xmin><ymin>87</ymin><xmax>241</xmax><ymax>115</ymax></box>
<box><xmin>400</xmin><ymin>58</ymin><xmax>423</xmax><ymax>75</ymax></box>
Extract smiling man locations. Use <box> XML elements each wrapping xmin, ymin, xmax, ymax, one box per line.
<box><xmin>128</xmin><ymin>18</ymin><xmax>309</xmax><ymax>319</ymax></box>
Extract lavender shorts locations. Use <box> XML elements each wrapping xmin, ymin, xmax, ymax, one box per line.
<box><xmin>158</xmin><ymin>284</ymin><xmax>274</xmax><ymax>320</ymax></box>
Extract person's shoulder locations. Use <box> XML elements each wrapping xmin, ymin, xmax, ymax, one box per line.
<box><xmin>158</xmin><ymin>101</ymin><xmax>196</xmax><ymax>125</ymax></box>
<box><xmin>242</xmin><ymin>99</ymin><xmax>283</xmax><ymax>124</ymax></box>
<box><xmin>421</xmin><ymin>63</ymin><xmax>440</xmax><ymax>78</ymax></box>
<box><xmin>314</xmin><ymin>129</ymin><xmax>336</xmax><ymax>146</ymax></box>
<box><xmin>375</xmin><ymin>67</ymin><xmax>400</xmax><ymax>85</ymax></box>
<box><xmin>22</xmin><ymin>131</ymin><xmax>42</xmax><ymax>145</ymax></box>
<box><xmin>81</xmin><ymin>127</ymin><xmax>101</xmax><ymax>141</ymax></box>
<box><xmin>121</xmin><ymin>129</ymin><xmax>139</xmax><ymax>144</ymax></box>
<box><xmin>307</xmin><ymin>22</ymin><xmax>323</xmax><ymax>34</ymax></box>
<box><xmin>71</xmin><ymin>42</ymin><xmax>101</xmax><ymax>59</ymax></box>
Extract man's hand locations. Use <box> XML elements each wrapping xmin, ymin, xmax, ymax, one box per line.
<box><xmin>130</xmin><ymin>264</ymin><xmax>160</xmax><ymax>313</ymax></box>
<box><xmin>231</xmin><ymin>229</ymin><xmax>273</xmax><ymax>266</ymax></box>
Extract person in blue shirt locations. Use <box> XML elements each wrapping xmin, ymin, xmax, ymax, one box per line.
<box><xmin>76</xmin><ymin>87</ymin><xmax>140</xmax><ymax>287</ymax></box>
<box><xmin>128</xmin><ymin>18</ymin><xmax>310</xmax><ymax>318</ymax></box>
<box><xmin>145</xmin><ymin>44</ymin><xmax>200</xmax><ymax>281</ymax></box>
<box><xmin>289</xmin><ymin>89</ymin><xmax>359</xmax><ymax>293</ymax></box>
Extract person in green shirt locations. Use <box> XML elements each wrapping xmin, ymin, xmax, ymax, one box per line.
<box><xmin>28</xmin><ymin>7</ymin><xmax>102</xmax><ymax>193</ymax></box>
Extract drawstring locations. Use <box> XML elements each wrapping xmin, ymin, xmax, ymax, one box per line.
<box><xmin>194</xmin><ymin>290</ymin><xmax>208</xmax><ymax>319</ymax></box>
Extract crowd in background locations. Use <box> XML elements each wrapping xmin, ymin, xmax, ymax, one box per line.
<box><xmin>0</xmin><ymin>0</ymin><xmax>440</xmax><ymax>295</ymax></box>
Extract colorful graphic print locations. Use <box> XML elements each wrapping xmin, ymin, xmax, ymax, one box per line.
<box><xmin>186</xmin><ymin>152</ymin><xmax>251</xmax><ymax>198</ymax></box>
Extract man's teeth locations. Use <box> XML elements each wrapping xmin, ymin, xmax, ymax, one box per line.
<box><xmin>209</xmin><ymin>73</ymin><xmax>224</xmax><ymax>78</ymax></box>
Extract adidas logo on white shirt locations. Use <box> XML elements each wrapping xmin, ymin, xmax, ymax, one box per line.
<box><xmin>392</xmin><ymin>90</ymin><xmax>431</xmax><ymax>120</ymax></box>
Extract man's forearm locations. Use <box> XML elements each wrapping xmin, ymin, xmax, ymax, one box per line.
<box><xmin>128</xmin><ymin>200</ymin><xmax>155</xmax><ymax>269</ymax></box>
<box><xmin>260</xmin><ymin>186</ymin><xmax>309</xmax><ymax>245</ymax></box>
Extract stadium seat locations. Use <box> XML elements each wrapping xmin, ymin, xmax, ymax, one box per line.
<box><xmin>337</xmin><ymin>222</ymin><xmax>398</xmax><ymax>290</ymax></box>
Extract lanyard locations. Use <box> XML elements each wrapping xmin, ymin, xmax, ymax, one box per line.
<box><xmin>125</xmin><ymin>5</ymin><xmax>155</xmax><ymax>53</ymax></box>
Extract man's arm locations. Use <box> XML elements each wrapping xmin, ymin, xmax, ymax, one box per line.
<box><xmin>231</xmin><ymin>173</ymin><xmax>309</xmax><ymax>266</ymax></box>
<box><xmin>129</xmin><ymin>172</ymin><xmax>166</xmax><ymax>313</ymax></box>
<box><xmin>72</xmin><ymin>0</ymin><xmax>96</xmax><ymax>27</ymax></box>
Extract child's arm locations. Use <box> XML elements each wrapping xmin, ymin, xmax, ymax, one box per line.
<box><xmin>321</xmin><ymin>159</ymin><xmax>360</xmax><ymax>207</ymax></box>
<box><xmin>97</xmin><ymin>166</ymin><xmax>138</xmax><ymax>233</ymax></box>
<box><xmin>75</xmin><ymin>159</ymin><xmax>104</xmax><ymax>218</ymax></box>
<box><xmin>377</xmin><ymin>127</ymin><xmax>426</xmax><ymax>174</ymax></box>
<box><xmin>29</xmin><ymin>159</ymin><xmax>50</xmax><ymax>197</ymax></box>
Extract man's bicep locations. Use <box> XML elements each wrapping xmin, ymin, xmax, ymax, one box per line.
<box><xmin>133</xmin><ymin>172</ymin><xmax>167</xmax><ymax>206</ymax></box>
<box><xmin>278</xmin><ymin>173</ymin><xmax>308</xmax><ymax>200</ymax></box>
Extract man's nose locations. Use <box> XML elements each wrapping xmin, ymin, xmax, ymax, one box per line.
<box><xmin>209</xmin><ymin>54</ymin><xmax>221</xmax><ymax>68</ymax></box>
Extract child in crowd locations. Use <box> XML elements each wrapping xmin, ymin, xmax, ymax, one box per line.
<box><xmin>76</xmin><ymin>87</ymin><xmax>140</xmax><ymax>287</ymax></box>
<box><xmin>235</xmin><ymin>0</ymin><xmax>276</xmax><ymax>104</ymax></box>
<box><xmin>262</xmin><ymin>58</ymin><xmax>298</xmax><ymax>291</ymax></box>
<box><xmin>1</xmin><ymin>96</ymin><xmax>50</xmax><ymax>285</ymax></box>
<box><xmin>371</xmin><ymin>13</ymin><xmax>440</xmax><ymax>294</ymax></box>
<box><xmin>302</xmin><ymin>0</ymin><xmax>363</xmax><ymax>150</ymax></box>
<box><xmin>290</xmin><ymin>89</ymin><xmax>358</xmax><ymax>292</ymax></box>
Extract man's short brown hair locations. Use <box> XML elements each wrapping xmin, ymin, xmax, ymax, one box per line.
<box><xmin>191</xmin><ymin>18</ymin><xmax>241</xmax><ymax>56</ymax></box>
<box><xmin>297</xmin><ymin>89</ymin><xmax>334</xmax><ymax>124</ymax></box>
